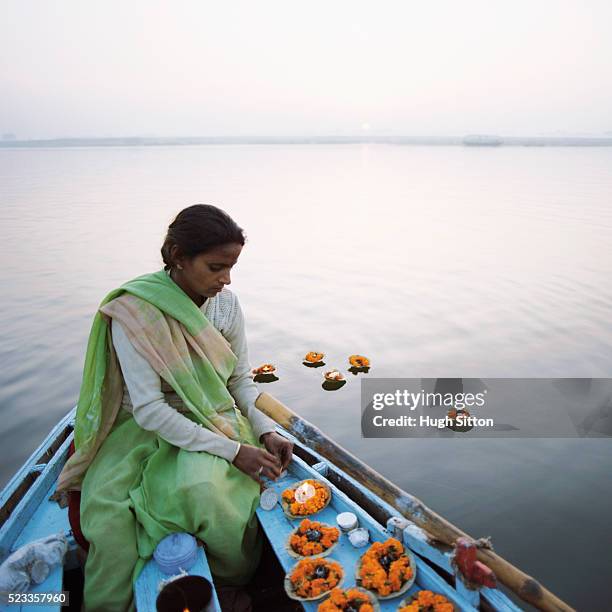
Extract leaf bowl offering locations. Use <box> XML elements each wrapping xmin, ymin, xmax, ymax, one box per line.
<box><xmin>317</xmin><ymin>586</ymin><xmax>381</xmax><ymax>611</ymax></box>
<box><xmin>284</xmin><ymin>557</ymin><xmax>344</xmax><ymax>601</ymax></box>
<box><xmin>287</xmin><ymin>519</ymin><xmax>340</xmax><ymax>559</ymax></box>
<box><xmin>304</xmin><ymin>351</ymin><xmax>325</xmax><ymax>364</ymax></box>
<box><xmin>324</xmin><ymin>369</ymin><xmax>345</xmax><ymax>382</ymax></box>
<box><xmin>397</xmin><ymin>589</ymin><xmax>455</xmax><ymax>611</ymax></box>
<box><xmin>356</xmin><ymin>538</ymin><xmax>417</xmax><ymax>600</ymax></box>
<box><xmin>252</xmin><ymin>363</ymin><xmax>276</xmax><ymax>375</ymax></box>
<box><xmin>281</xmin><ymin>479</ymin><xmax>332</xmax><ymax>519</ymax></box>
<box><xmin>349</xmin><ymin>355</ymin><xmax>370</xmax><ymax>369</ymax></box>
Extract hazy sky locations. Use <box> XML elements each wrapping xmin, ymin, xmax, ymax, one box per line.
<box><xmin>2</xmin><ymin>0</ymin><xmax>611</xmax><ymax>139</ymax></box>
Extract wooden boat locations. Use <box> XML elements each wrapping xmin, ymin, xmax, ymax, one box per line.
<box><xmin>0</xmin><ymin>393</ymin><xmax>573</xmax><ymax>612</ymax></box>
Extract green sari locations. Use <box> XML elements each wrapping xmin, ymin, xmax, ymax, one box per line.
<box><xmin>57</xmin><ymin>271</ymin><xmax>263</xmax><ymax>611</ymax></box>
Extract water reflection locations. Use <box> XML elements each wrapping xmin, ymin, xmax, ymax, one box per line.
<box><xmin>553</xmin><ymin>378</ymin><xmax>612</xmax><ymax>436</ymax></box>
<box><xmin>1</xmin><ymin>145</ymin><xmax>612</xmax><ymax>608</ymax></box>
<box><xmin>322</xmin><ymin>380</ymin><xmax>346</xmax><ymax>391</ymax></box>
<box><xmin>252</xmin><ymin>373</ymin><xmax>279</xmax><ymax>384</ymax></box>
<box><xmin>303</xmin><ymin>361</ymin><xmax>325</xmax><ymax>369</ymax></box>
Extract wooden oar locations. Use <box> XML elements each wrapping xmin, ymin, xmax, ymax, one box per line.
<box><xmin>255</xmin><ymin>392</ymin><xmax>574</xmax><ymax>612</ymax></box>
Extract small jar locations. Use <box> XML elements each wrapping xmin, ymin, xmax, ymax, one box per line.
<box><xmin>154</xmin><ymin>533</ymin><xmax>198</xmax><ymax>575</ymax></box>
<box><xmin>336</xmin><ymin>512</ymin><xmax>358</xmax><ymax>532</ymax></box>
<box><xmin>348</xmin><ymin>527</ymin><xmax>369</xmax><ymax>548</ymax></box>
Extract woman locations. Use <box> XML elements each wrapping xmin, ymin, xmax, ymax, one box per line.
<box><xmin>56</xmin><ymin>204</ymin><xmax>293</xmax><ymax>611</ymax></box>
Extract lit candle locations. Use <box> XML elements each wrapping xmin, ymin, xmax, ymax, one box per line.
<box><xmin>294</xmin><ymin>482</ymin><xmax>315</xmax><ymax>503</ymax></box>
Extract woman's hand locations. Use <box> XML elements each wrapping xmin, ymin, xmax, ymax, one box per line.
<box><xmin>261</xmin><ymin>432</ymin><xmax>293</xmax><ymax>471</ymax></box>
<box><xmin>232</xmin><ymin>444</ymin><xmax>281</xmax><ymax>485</ymax></box>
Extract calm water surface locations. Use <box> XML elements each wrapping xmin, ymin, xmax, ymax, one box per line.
<box><xmin>1</xmin><ymin>145</ymin><xmax>611</xmax><ymax>608</ymax></box>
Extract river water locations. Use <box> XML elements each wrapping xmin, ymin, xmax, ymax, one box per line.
<box><xmin>1</xmin><ymin>144</ymin><xmax>611</xmax><ymax>607</ymax></box>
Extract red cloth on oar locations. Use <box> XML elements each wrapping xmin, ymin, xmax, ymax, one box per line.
<box><xmin>454</xmin><ymin>537</ymin><xmax>496</xmax><ymax>588</ymax></box>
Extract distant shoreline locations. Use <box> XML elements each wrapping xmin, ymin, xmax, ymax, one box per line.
<box><xmin>2</xmin><ymin>136</ymin><xmax>612</xmax><ymax>148</ymax></box>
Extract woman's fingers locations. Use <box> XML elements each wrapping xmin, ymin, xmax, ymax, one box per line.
<box><xmin>255</xmin><ymin>451</ymin><xmax>282</xmax><ymax>479</ymax></box>
<box><xmin>260</xmin><ymin>450</ymin><xmax>281</xmax><ymax>472</ymax></box>
<box><xmin>260</xmin><ymin>458</ymin><xmax>281</xmax><ymax>478</ymax></box>
<box><xmin>233</xmin><ymin>444</ymin><xmax>284</xmax><ymax>483</ymax></box>
<box><xmin>273</xmin><ymin>440</ymin><xmax>292</xmax><ymax>470</ymax></box>
<box><xmin>261</xmin><ymin>465</ymin><xmax>280</xmax><ymax>480</ymax></box>
<box><xmin>260</xmin><ymin>432</ymin><xmax>293</xmax><ymax>471</ymax></box>
<box><xmin>261</xmin><ymin>449</ymin><xmax>280</xmax><ymax>465</ymax></box>
<box><xmin>280</xmin><ymin>442</ymin><xmax>293</xmax><ymax>469</ymax></box>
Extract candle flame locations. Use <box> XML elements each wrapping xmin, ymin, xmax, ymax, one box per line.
<box><xmin>295</xmin><ymin>482</ymin><xmax>315</xmax><ymax>503</ymax></box>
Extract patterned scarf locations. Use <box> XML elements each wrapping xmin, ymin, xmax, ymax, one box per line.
<box><xmin>56</xmin><ymin>269</ymin><xmax>239</xmax><ymax>491</ymax></box>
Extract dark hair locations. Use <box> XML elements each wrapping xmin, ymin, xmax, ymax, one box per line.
<box><xmin>161</xmin><ymin>204</ymin><xmax>246</xmax><ymax>270</ymax></box>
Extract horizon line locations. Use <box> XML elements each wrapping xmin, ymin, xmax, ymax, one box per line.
<box><xmin>2</xmin><ymin>134</ymin><xmax>612</xmax><ymax>148</ymax></box>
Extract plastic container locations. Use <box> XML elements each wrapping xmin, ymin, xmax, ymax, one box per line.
<box><xmin>156</xmin><ymin>575</ymin><xmax>212</xmax><ymax>612</ymax></box>
<box><xmin>336</xmin><ymin>512</ymin><xmax>358</xmax><ymax>532</ymax></box>
<box><xmin>348</xmin><ymin>528</ymin><xmax>369</xmax><ymax>548</ymax></box>
<box><xmin>153</xmin><ymin>533</ymin><xmax>198</xmax><ymax>575</ymax></box>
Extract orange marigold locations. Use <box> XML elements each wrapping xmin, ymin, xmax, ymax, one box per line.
<box><xmin>349</xmin><ymin>354</ymin><xmax>370</xmax><ymax>368</ymax></box>
<box><xmin>252</xmin><ymin>363</ymin><xmax>276</xmax><ymax>375</ymax></box>
<box><xmin>305</xmin><ymin>351</ymin><xmax>325</xmax><ymax>363</ymax></box>
<box><xmin>283</xmin><ymin>480</ymin><xmax>330</xmax><ymax>516</ymax></box>
<box><xmin>290</xmin><ymin>519</ymin><xmax>339</xmax><ymax>556</ymax></box>
<box><xmin>398</xmin><ymin>589</ymin><xmax>454</xmax><ymax>612</ymax></box>
<box><xmin>358</xmin><ymin>538</ymin><xmax>412</xmax><ymax>597</ymax></box>
<box><xmin>289</xmin><ymin>558</ymin><xmax>343</xmax><ymax>599</ymax></box>
<box><xmin>317</xmin><ymin>587</ymin><xmax>375</xmax><ymax>611</ymax></box>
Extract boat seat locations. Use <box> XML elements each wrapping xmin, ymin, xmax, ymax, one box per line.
<box><xmin>134</xmin><ymin>545</ymin><xmax>222</xmax><ymax>612</ymax></box>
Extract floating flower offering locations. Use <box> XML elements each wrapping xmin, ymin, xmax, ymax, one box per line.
<box><xmin>357</xmin><ymin>538</ymin><xmax>415</xmax><ymax>599</ymax></box>
<box><xmin>282</xmin><ymin>479</ymin><xmax>331</xmax><ymax>517</ymax></box>
<box><xmin>285</xmin><ymin>557</ymin><xmax>344</xmax><ymax>600</ymax></box>
<box><xmin>349</xmin><ymin>355</ymin><xmax>370</xmax><ymax>368</ymax></box>
<box><xmin>305</xmin><ymin>351</ymin><xmax>325</xmax><ymax>363</ymax></box>
<box><xmin>324</xmin><ymin>369</ymin><xmax>345</xmax><ymax>382</ymax></box>
<box><xmin>398</xmin><ymin>590</ymin><xmax>454</xmax><ymax>612</ymax></box>
<box><xmin>447</xmin><ymin>408</ymin><xmax>470</xmax><ymax>419</ymax></box>
<box><xmin>252</xmin><ymin>363</ymin><xmax>276</xmax><ymax>375</ymax></box>
<box><xmin>289</xmin><ymin>519</ymin><xmax>340</xmax><ymax>558</ymax></box>
<box><xmin>318</xmin><ymin>587</ymin><xmax>379</xmax><ymax>612</ymax></box>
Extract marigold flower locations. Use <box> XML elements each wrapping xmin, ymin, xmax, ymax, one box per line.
<box><xmin>358</xmin><ymin>538</ymin><xmax>413</xmax><ymax>597</ymax></box>
<box><xmin>329</xmin><ymin>588</ymin><xmax>346</xmax><ymax>605</ymax></box>
<box><xmin>289</xmin><ymin>558</ymin><xmax>343</xmax><ymax>599</ymax></box>
<box><xmin>349</xmin><ymin>354</ymin><xmax>370</xmax><ymax>368</ymax></box>
<box><xmin>289</xmin><ymin>519</ymin><xmax>339</xmax><ymax>556</ymax></box>
<box><xmin>252</xmin><ymin>363</ymin><xmax>276</xmax><ymax>375</ymax></box>
<box><xmin>398</xmin><ymin>589</ymin><xmax>454</xmax><ymax>611</ymax></box>
<box><xmin>282</xmin><ymin>480</ymin><xmax>330</xmax><ymax>516</ymax></box>
<box><xmin>317</xmin><ymin>587</ymin><xmax>376</xmax><ymax>611</ymax></box>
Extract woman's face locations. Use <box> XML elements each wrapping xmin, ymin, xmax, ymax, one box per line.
<box><xmin>173</xmin><ymin>242</ymin><xmax>243</xmax><ymax>301</ymax></box>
